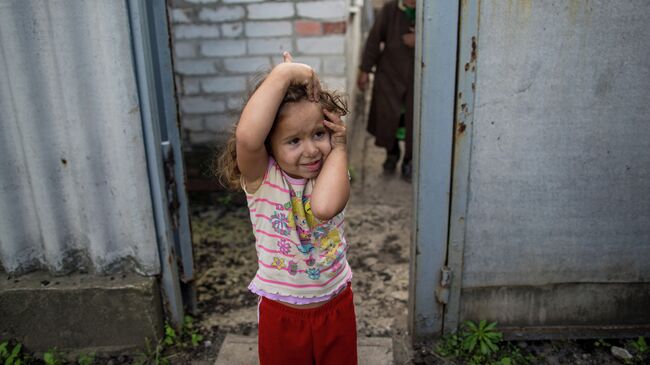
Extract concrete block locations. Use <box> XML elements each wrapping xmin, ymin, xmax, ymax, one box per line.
<box><xmin>321</xmin><ymin>76</ymin><xmax>346</xmax><ymax>91</ymax></box>
<box><xmin>189</xmin><ymin>131</ymin><xmax>218</xmax><ymax>145</ymax></box>
<box><xmin>296</xmin><ymin>35</ymin><xmax>345</xmax><ymax>55</ymax></box>
<box><xmin>227</xmin><ymin>96</ymin><xmax>245</xmax><ymax>110</ymax></box>
<box><xmin>183</xmin><ymin>78</ymin><xmax>201</xmax><ymax>95</ymax></box>
<box><xmin>205</xmin><ymin>114</ymin><xmax>235</xmax><ymax>132</ymax></box>
<box><xmin>247</xmin><ymin>2</ymin><xmax>294</xmax><ymax>20</ymax></box>
<box><xmin>0</xmin><ymin>272</ymin><xmax>163</xmax><ymax>353</ymax></box>
<box><xmin>323</xmin><ymin>56</ymin><xmax>346</xmax><ymax>75</ymax></box>
<box><xmin>181</xmin><ymin>96</ymin><xmax>226</xmax><ymax>113</ymax></box>
<box><xmin>201</xmin><ymin>76</ymin><xmax>247</xmax><ymax>93</ymax></box>
<box><xmin>221</xmin><ymin>22</ymin><xmax>244</xmax><ymax>38</ymax></box>
<box><xmin>176</xmin><ymin>60</ymin><xmax>217</xmax><ymax>75</ymax></box>
<box><xmin>223</xmin><ymin>57</ymin><xmax>271</xmax><ymax>73</ymax></box>
<box><xmin>296</xmin><ymin>1</ymin><xmax>347</xmax><ymax>20</ymax></box>
<box><xmin>247</xmin><ymin>37</ymin><xmax>292</xmax><ymax>55</ymax></box>
<box><xmin>201</xmin><ymin>40</ymin><xmax>247</xmax><ymax>57</ymax></box>
<box><xmin>170</xmin><ymin>8</ymin><xmax>191</xmax><ymax>24</ymax></box>
<box><xmin>174</xmin><ymin>41</ymin><xmax>197</xmax><ymax>58</ymax></box>
<box><xmin>174</xmin><ymin>25</ymin><xmax>221</xmax><ymax>39</ymax></box>
<box><xmin>182</xmin><ymin>116</ymin><xmax>205</xmax><ymax>132</ymax></box>
<box><xmin>198</xmin><ymin>6</ymin><xmax>245</xmax><ymax>22</ymax></box>
<box><xmin>245</xmin><ymin>21</ymin><xmax>292</xmax><ymax>37</ymax></box>
<box><xmin>214</xmin><ymin>335</ymin><xmax>393</xmax><ymax>365</ymax></box>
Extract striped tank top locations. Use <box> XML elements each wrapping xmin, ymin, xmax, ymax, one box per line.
<box><xmin>244</xmin><ymin>157</ymin><xmax>352</xmax><ymax>302</ymax></box>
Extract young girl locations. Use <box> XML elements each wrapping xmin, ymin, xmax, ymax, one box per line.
<box><xmin>217</xmin><ymin>52</ymin><xmax>357</xmax><ymax>365</ymax></box>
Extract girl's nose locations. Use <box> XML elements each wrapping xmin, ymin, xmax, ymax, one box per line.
<box><xmin>303</xmin><ymin>141</ymin><xmax>318</xmax><ymax>157</ymax></box>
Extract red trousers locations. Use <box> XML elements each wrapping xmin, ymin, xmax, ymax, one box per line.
<box><xmin>258</xmin><ymin>284</ymin><xmax>358</xmax><ymax>365</ymax></box>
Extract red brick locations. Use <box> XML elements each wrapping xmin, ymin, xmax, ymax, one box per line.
<box><xmin>295</xmin><ymin>21</ymin><xmax>322</xmax><ymax>36</ymax></box>
<box><xmin>323</xmin><ymin>21</ymin><xmax>346</xmax><ymax>34</ymax></box>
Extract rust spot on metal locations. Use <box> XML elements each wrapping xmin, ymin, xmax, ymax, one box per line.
<box><xmin>464</xmin><ymin>62</ymin><xmax>470</xmax><ymax>72</ymax></box>
<box><xmin>470</xmin><ymin>36</ymin><xmax>477</xmax><ymax>63</ymax></box>
<box><xmin>421</xmin><ymin>61</ymin><xmax>426</xmax><ymax>68</ymax></box>
<box><xmin>458</xmin><ymin>122</ymin><xmax>466</xmax><ymax>134</ymax></box>
<box><xmin>61</xmin><ymin>158</ymin><xmax>67</xmax><ymax>165</ymax></box>
<box><xmin>471</xmin><ymin>82</ymin><xmax>475</xmax><ymax>91</ymax></box>
<box><xmin>458</xmin><ymin>92</ymin><xmax>463</xmax><ymax>99</ymax></box>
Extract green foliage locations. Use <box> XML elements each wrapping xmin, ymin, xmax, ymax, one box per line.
<box><xmin>43</xmin><ymin>348</ymin><xmax>63</xmax><ymax>365</ymax></box>
<box><xmin>217</xmin><ymin>194</ymin><xmax>233</xmax><ymax>207</ymax></box>
<box><xmin>434</xmin><ymin>321</ymin><xmax>536</xmax><ymax>365</ymax></box>
<box><xmin>133</xmin><ymin>338</ymin><xmax>169</xmax><ymax>365</ymax></box>
<box><xmin>463</xmin><ymin>320</ymin><xmax>502</xmax><ymax>356</ymax></box>
<box><xmin>630</xmin><ymin>336</ymin><xmax>647</xmax><ymax>354</ymax></box>
<box><xmin>134</xmin><ymin>316</ymin><xmax>204</xmax><ymax>365</ymax></box>
<box><xmin>163</xmin><ymin>324</ymin><xmax>176</xmax><ymax>347</ymax></box>
<box><xmin>76</xmin><ymin>352</ymin><xmax>95</xmax><ymax>365</ymax></box>
<box><xmin>594</xmin><ymin>338</ymin><xmax>611</xmax><ymax>348</ymax></box>
<box><xmin>0</xmin><ymin>341</ymin><xmax>29</xmax><ymax>365</ymax></box>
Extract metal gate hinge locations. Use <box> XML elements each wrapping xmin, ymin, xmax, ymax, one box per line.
<box><xmin>436</xmin><ymin>266</ymin><xmax>452</xmax><ymax>304</ymax></box>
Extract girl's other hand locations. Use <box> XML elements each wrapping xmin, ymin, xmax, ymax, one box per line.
<box><xmin>323</xmin><ymin>109</ymin><xmax>346</xmax><ymax>150</ymax></box>
<box><xmin>280</xmin><ymin>51</ymin><xmax>321</xmax><ymax>102</ymax></box>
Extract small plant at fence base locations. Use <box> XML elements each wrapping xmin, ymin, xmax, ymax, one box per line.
<box><xmin>0</xmin><ymin>341</ymin><xmax>30</xmax><ymax>365</ymax></box>
<box><xmin>435</xmin><ymin>320</ymin><xmax>536</xmax><ymax>365</ymax></box>
<box><xmin>134</xmin><ymin>315</ymin><xmax>205</xmax><ymax>365</ymax></box>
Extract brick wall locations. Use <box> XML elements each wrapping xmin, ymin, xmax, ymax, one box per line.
<box><xmin>168</xmin><ymin>0</ymin><xmax>351</xmax><ymax>148</ymax></box>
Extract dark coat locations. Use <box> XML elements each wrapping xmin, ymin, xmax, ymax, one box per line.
<box><xmin>360</xmin><ymin>0</ymin><xmax>415</xmax><ymax>159</ymax></box>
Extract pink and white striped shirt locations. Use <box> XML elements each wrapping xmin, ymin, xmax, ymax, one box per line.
<box><xmin>243</xmin><ymin>158</ymin><xmax>352</xmax><ymax>303</ymax></box>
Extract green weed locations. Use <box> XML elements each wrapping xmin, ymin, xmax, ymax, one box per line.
<box><xmin>43</xmin><ymin>348</ymin><xmax>63</xmax><ymax>365</ymax></box>
<box><xmin>134</xmin><ymin>315</ymin><xmax>204</xmax><ymax>365</ymax></box>
<box><xmin>434</xmin><ymin>321</ymin><xmax>536</xmax><ymax>365</ymax></box>
<box><xmin>0</xmin><ymin>340</ymin><xmax>30</xmax><ymax>365</ymax></box>
<box><xmin>76</xmin><ymin>352</ymin><xmax>95</xmax><ymax>365</ymax></box>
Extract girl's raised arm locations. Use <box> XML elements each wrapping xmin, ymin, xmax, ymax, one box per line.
<box><xmin>310</xmin><ymin>109</ymin><xmax>350</xmax><ymax>220</ymax></box>
<box><xmin>236</xmin><ymin>52</ymin><xmax>320</xmax><ymax>191</ymax></box>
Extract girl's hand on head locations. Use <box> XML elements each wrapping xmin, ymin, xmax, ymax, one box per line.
<box><xmin>322</xmin><ymin>109</ymin><xmax>346</xmax><ymax>150</ymax></box>
<box><xmin>279</xmin><ymin>51</ymin><xmax>321</xmax><ymax>102</ymax></box>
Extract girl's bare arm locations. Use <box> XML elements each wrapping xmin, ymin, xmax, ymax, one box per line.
<box><xmin>310</xmin><ymin>109</ymin><xmax>350</xmax><ymax>220</ymax></box>
<box><xmin>236</xmin><ymin>53</ymin><xmax>319</xmax><ymax>190</ymax></box>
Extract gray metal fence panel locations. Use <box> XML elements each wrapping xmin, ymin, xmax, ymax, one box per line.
<box><xmin>0</xmin><ymin>1</ymin><xmax>160</xmax><ymax>275</ymax></box>
<box><xmin>448</xmin><ymin>0</ymin><xmax>650</xmax><ymax>335</ymax></box>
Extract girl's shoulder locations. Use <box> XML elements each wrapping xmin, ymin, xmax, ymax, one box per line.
<box><xmin>241</xmin><ymin>156</ymin><xmax>274</xmax><ymax>195</ymax></box>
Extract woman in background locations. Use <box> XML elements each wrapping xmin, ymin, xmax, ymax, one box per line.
<box><xmin>358</xmin><ymin>0</ymin><xmax>416</xmax><ymax>181</ymax></box>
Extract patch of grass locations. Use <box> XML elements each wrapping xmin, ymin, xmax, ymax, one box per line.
<box><xmin>43</xmin><ymin>348</ymin><xmax>64</xmax><ymax>365</ymax></box>
<box><xmin>0</xmin><ymin>340</ymin><xmax>30</xmax><ymax>365</ymax></box>
<box><xmin>134</xmin><ymin>315</ymin><xmax>205</xmax><ymax>365</ymax></box>
<box><xmin>435</xmin><ymin>320</ymin><xmax>537</xmax><ymax>365</ymax></box>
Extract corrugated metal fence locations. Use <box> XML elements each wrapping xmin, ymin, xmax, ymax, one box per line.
<box><xmin>0</xmin><ymin>1</ymin><xmax>159</xmax><ymax>275</ymax></box>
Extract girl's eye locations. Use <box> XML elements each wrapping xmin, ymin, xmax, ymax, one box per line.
<box><xmin>314</xmin><ymin>131</ymin><xmax>327</xmax><ymax>139</ymax></box>
<box><xmin>287</xmin><ymin>138</ymin><xmax>300</xmax><ymax>145</ymax></box>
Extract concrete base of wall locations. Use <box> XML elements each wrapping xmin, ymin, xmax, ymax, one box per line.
<box><xmin>0</xmin><ymin>272</ymin><xmax>163</xmax><ymax>354</ymax></box>
<box><xmin>460</xmin><ymin>282</ymin><xmax>650</xmax><ymax>339</ymax></box>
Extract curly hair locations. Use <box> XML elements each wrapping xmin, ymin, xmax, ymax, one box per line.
<box><xmin>214</xmin><ymin>77</ymin><xmax>349</xmax><ymax>190</ymax></box>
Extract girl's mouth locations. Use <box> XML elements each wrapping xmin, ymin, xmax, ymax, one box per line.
<box><xmin>302</xmin><ymin>160</ymin><xmax>322</xmax><ymax>171</ymax></box>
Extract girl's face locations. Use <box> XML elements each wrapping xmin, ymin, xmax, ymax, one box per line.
<box><xmin>269</xmin><ymin>100</ymin><xmax>332</xmax><ymax>179</ymax></box>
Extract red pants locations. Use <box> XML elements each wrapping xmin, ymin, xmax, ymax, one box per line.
<box><xmin>258</xmin><ymin>284</ymin><xmax>358</xmax><ymax>365</ymax></box>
